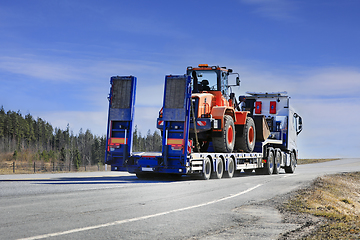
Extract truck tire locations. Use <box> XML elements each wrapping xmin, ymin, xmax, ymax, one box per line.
<box><xmin>211</xmin><ymin>158</ymin><xmax>224</xmax><ymax>179</ymax></box>
<box><xmin>235</xmin><ymin>117</ymin><xmax>256</xmax><ymax>153</ymax></box>
<box><xmin>285</xmin><ymin>152</ymin><xmax>296</xmax><ymax>173</ymax></box>
<box><xmin>273</xmin><ymin>149</ymin><xmax>281</xmax><ymax>174</ymax></box>
<box><xmin>212</xmin><ymin>115</ymin><xmax>235</xmax><ymax>153</ymax></box>
<box><xmin>263</xmin><ymin>150</ymin><xmax>274</xmax><ymax>175</ymax></box>
<box><xmin>224</xmin><ymin>157</ymin><xmax>235</xmax><ymax>178</ymax></box>
<box><xmin>201</xmin><ymin>157</ymin><xmax>212</xmax><ymax>180</ymax></box>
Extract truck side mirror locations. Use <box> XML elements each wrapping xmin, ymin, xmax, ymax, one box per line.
<box><xmin>297</xmin><ymin>116</ymin><xmax>303</xmax><ymax>135</ymax></box>
<box><xmin>236</xmin><ymin>77</ymin><xmax>240</xmax><ymax>86</ymax></box>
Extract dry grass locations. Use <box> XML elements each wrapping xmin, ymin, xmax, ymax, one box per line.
<box><xmin>297</xmin><ymin>158</ymin><xmax>340</xmax><ymax>165</ymax></box>
<box><xmin>0</xmin><ymin>152</ymin><xmax>107</xmax><ymax>174</ymax></box>
<box><xmin>284</xmin><ymin>172</ymin><xmax>360</xmax><ymax>239</ymax></box>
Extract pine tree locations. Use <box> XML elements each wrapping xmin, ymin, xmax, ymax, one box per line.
<box><xmin>60</xmin><ymin>147</ymin><xmax>66</xmax><ymax>162</ymax></box>
<box><xmin>73</xmin><ymin>148</ymin><xmax>81</xmax><ymax>170</ymax></box>
<box><xmin>0</xmin><ymin>106</ymin><xmax>5</xmax><ymax>139</ymax></box>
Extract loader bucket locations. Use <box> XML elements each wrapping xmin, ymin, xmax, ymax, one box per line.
<box><xmin>253</xmin><ymin>115</ymin><xmax>271</xmax><ymax>141</ymax></box>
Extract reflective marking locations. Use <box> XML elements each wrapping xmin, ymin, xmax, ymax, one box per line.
<box><xmin>18</xmin><ymin>184</ymin><xmax>263</xmax><ymax>240</ymax></box>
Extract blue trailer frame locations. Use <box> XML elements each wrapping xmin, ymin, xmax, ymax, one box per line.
<box><xmin>105</xmin><ymin>74</ymin><xmax>302</xmax><ymax>179</ymax></box>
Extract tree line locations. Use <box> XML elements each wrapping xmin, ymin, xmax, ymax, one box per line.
<box><xmin>0</xmin><ymin>106</ymin><xmax>162</xmax><ymax>168</ymax></box>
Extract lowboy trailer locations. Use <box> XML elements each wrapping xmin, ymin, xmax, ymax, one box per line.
<box><xmin>105</xmin><ymin>65</ymin><xmax>303</xmax><ymax>180</ymax></box>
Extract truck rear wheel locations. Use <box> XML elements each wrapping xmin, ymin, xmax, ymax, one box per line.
<box><xmin>263</xmin><ymin>150</ymin><xmax>274</xmax><ymax>175</ymax></box>
<box><xmin>235</xmin><ymin>117</ymin><xmax>256</xmax><ymax>153</ymax></box>
<box><xmin>202</xmin><ymin>157</ymin><xmax>212</xmax><ymax>180</ymax></box>
<box><xmin>212</xmin><ymin>115</ymin><xmax>235</xmax><ymax>153</ymax></box>
<box><xmin>224</xmin><ymin>157</ymin><xmax>235</xmax><ymax>178</ymax></box>
<box><xmin>273</xmin><ymin>149</ymin><xmax>281</xmax><ymax>174</ymax></box>
<box><xmin>211</xmin><ymin>158</ymin><xmax>224</xmax><ymax>179</ymax></box>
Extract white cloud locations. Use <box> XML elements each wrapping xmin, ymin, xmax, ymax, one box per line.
<box><xmin>240</xmin><ymin>0</ymin><xmax>299</xmax><ymax>20</ymax></box>
<box><xmin>231</xmin><ymin>63</ymin><xmax>360</xmax><ymax>158</ymax></box>
<box><xmin>293</xmin><ymin>97</ymin><xmax>360</xmax><ymax>158</ymax></box>
<box><xmin>301</xmin><ymin>68</ymin><xmax>360</xmax><ymax>97</ymax></box>
<box><xmin>234</xmin><ymin>64</ymin><xmax>360</xmax><ymax>99</ymax></box>
<box><xmin>135</xmin><ymin>84</ymin><xmax>164</xmax><ymax>107</ymax></box>
<box><xmin>133</xmin><ymin>106</ymin><xmax>161</xmax><ymax>136</ymax></box>
<box><xmin>34</xmin><ymin>111</ymin><xmax>108</xmax><ymax>136</ymax></box>
<box><xmin>3</xmin><ymin>51</ymin><xmax>359</xmax><ymax>158</ymax></box>
<box><xmin>0</xmin><ymin>56</ymin><xmax>84</xmax><ymax>82</ymax></box>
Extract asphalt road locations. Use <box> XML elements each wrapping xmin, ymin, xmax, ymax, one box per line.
<box><xmin>1</xmin><ymin>158</ymin><xmax>360</xmax><ymax>240</ymax></box>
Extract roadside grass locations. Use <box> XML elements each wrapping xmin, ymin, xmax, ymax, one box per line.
<box><xmin>284</xmin><ymin>172</ymin><xmax>360</xmax><ymax>239</ymax></box>
<box><xmin>0</xmin><ymin>152</ymin><xmax>106</xmax><ymax>174</ymax></box>
<box><xmin>297</xmin><ymin>158</ymin><xmax>340</xmax><ymax>165</ymax></box>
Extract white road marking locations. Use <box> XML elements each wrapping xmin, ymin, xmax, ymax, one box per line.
<box><xmin>18</xmin><ymin>184</ymin><xmax>263</xmax><ymax>240</ymax></box>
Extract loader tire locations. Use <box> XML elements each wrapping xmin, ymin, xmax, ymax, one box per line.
<box><xmin>235</xmin><ymin>117</ymin><xmax>256</xmax><ymax>153</ymax></box>
<box><xmin>212</xmin><ymin>115</ymin><xmax>235</xmax><ymax>153</ymax></box>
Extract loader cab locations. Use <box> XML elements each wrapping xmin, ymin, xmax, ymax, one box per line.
<box><xmin>187</xmin><ymin>64</ymin><xmax>231</xmax><ymax>100</ymax></box>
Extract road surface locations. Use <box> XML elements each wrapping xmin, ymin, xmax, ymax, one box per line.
<box><xmin>1</xmin><ymin>158</ymin><xmax>359</xmax><ymax>240</ymax></box>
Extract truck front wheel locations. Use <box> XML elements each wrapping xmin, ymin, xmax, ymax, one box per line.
<box><xmin>285</xmin><ymin>152</ymin><xmax>296</xmax><ymax>173</ymax></box>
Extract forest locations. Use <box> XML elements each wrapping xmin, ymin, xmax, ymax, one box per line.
<box><xmin>0</xmin><ymin>106</ymin><xmax>162</xmax><ymax>170</ymax></box>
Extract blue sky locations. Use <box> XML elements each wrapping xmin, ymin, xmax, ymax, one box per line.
<box><xmin>1</xmin><ymin>0</ymin><xmax>359</xmax><ymax>158</ymax></box>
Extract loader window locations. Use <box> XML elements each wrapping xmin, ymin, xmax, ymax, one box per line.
<box><xmin>197</xmin><ymin>71</ymin><xmax>217</xmax><ymax>91</ymax></box>
<box><xmin>192</xmin><ymin>71</ymin><xmax>217</xmax><ymax>91</ymax></box>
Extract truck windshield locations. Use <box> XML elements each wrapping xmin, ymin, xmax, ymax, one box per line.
<box><xmin>192</xmin><ymin>71</ymin><xmax>217</xmax><ymax>91</ymax></box>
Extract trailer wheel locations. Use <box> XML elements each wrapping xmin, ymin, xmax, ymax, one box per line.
<box><xmin>211</xmin><ymin>158</ymin><xmax>224</xmax><ymax>179</ymax></box>
<box><xmin>224</xmin><ymin>157</ymin><xmax>235</xmax><ymax>178</ymax></box>
<box><xmin>212</xmin><ymin>115</ymin><xmax>235</xmax><ymax>153</ymax></box>
<box><xmin>263</xmin><ymin>150</ymin><xmax>274</xmax><ymax>175</ymax></box>
<box><xmin>273</xmin><ymin>149</ymin><xmax>281</xmax><ymax>174</ymax></box>
<box><xmin>235</xmin><ymin>117</ymin><xmax>256</xmax><ymax>153</ymax></box>
<box><xmin>201</xmin><ymin>157</ymin><xmax>212</xmax><ymax>180</ymax></box>
<box><xmin>285</xmin><ymin>152</ymin><xmax>296</xmax><ymax>173</ymax></box>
